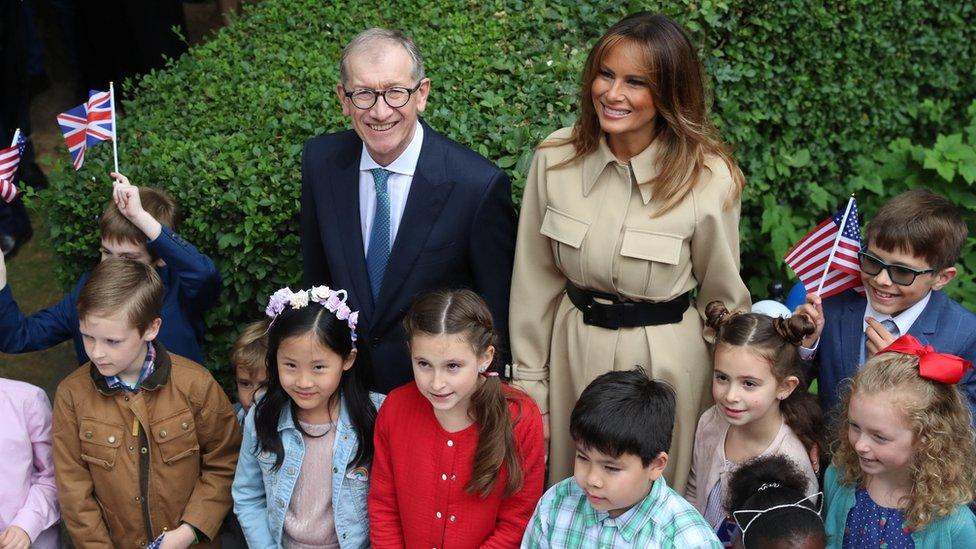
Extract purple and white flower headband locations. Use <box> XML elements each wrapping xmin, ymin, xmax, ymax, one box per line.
<box><xmin>265</xmin><ymin>286</ymin><xmax>359</xmax><ymax>345</ymax></box>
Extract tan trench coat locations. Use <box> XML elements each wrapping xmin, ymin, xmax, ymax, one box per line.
<box><xmin>509</xmin><ymin>128</ymin><xmax>751</xmax><ymax>491</ymax></box>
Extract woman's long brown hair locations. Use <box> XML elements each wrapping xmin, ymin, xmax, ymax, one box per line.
<box><xmin>403</xmin><ymin>289</ymin><xmax>524</xmax><ymax>497</ymax></box>
<box><xmin>550</xmin><ymin>12</ymin><xmax>744</xmax><ymax>215</ymax></box>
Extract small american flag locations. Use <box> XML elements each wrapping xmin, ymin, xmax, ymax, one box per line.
<box><xmin>0</xmin><ymin>131</ymin><xmax>27</xmax><ymax>203</ymax></box>
<box><xmin>784</xmin><ymin>197</ymin><xmax>863</xmax><ymax>298</ymax></box>
<box><xmin>56</xmin><ymin>89</ymin><xmax>115</xmax><ymax>170</ymax></box>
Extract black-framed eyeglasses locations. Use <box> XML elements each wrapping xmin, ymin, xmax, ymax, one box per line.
<box><xmin>857</xmin><ymin>250</ymin><xmax>934</xmax><ymax>286</ymax></box>
<box><xmin>343</xmin><ymin>81</ymin><xmax>423</xmax><ymax>110</ymax></box>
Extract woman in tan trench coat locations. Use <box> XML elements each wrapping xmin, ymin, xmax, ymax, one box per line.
<box><xmin>509</xmin><ymin>12</ymin><xmax>751</xmax><ymax>492</ymax></box>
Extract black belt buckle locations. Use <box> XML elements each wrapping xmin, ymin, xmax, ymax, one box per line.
<box><xmin>583</xmin><ymin>300</ymin><xmax>624</xmax><ymax>329</ymax></box>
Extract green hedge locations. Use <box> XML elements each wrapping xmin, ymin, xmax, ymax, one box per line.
<box><xmin>40</xmin><ymin>0</ymin><xmax>976</xmax><ymax>380</ymax></box>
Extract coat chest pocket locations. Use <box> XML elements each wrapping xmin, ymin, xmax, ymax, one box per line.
<box><xmin>540</xmin><ymin>206</ymin><xmax>589</xmax><ymax>280</ymax></box>
<box><xmin>150</xmin><ymin>409</ymin><xmax>199</xmax><ymax>464</ymax></box>
<box><xmin>618</xmin><ymin>229</ymin><xmax>683</xmax><ymax>298</ymax></box>
<box><xmin>79</xmin><ymin>418</ymin><xmax>124</xmax><ymax>470</ymax></box>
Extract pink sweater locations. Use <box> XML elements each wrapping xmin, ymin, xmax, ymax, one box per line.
<box><xmin>684</xmin><ymin>405</ymin><xmax>818</xmax><ymax>518</ymax></box>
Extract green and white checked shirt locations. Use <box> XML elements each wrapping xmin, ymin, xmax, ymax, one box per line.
<box><xmin>521</xmin><ymin>476</ymin><xmax>721</xmax><ymax>548</ymax></box>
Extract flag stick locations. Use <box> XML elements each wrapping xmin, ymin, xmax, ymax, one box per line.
<box><xmin>9</xmin><ymin>128</ymin><xmax>19</xmax><ymax>148</ymax></box>
<box><xmin>109</xmin><ymin>82</ymin><xmax>119</xmax><ymax>173</ymax></box>
<box><xmin>815</xmin><ymin>196</ymin><xmax>856</xmax><ymax>296</ymax></box>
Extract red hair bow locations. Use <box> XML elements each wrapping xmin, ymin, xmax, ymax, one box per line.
<box><xmin>879</xmin><ymin>334</ymin><xmax>974</xmax><ymax>384</ymax></box>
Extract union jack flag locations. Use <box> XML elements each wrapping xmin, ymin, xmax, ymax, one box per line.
<box><xmin>784</xmin><ymin>198</ymin><xmax>864</xmax><ymax>299</ymax></box>
<box><xmin>0</xmin><ymin>132</ymin><xmax>27</xmax><ymax>203</ymax></box>
<box><xmin>57</xmin><ymin>89</ymin><xmax>115</xmax><ymax>170</ymax></box>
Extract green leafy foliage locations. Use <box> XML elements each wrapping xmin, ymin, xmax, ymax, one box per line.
<box><xmin>40</xmin><ymin>0</ymin><xmax>976</xmax><ymax>380</ymax></box>
<box><xmin>849</xmin><ymin>100</ymin><xmax>976</xmax><ymax>310</ymax></box>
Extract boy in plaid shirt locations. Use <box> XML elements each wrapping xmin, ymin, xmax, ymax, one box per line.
<box><xmin>522</xmin><ymin>369</ymin><xmax>720</xmax><ymax>548</ymax></box>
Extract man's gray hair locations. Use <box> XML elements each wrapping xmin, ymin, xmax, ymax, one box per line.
<box><xmin>339</xmin><ymin>28</ymin><xmax>426</xmax><ymax>87</ymax></box>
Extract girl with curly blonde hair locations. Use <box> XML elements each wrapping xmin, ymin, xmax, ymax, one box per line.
<box><xmin>824</xmin><ymin>336</ymin><xmax>976</xmax><ymax>547</ymax></box>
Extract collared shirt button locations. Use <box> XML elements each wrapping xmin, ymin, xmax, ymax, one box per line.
<box><xmin>124</xmin><ymin>396</ymin><xmax>130</xmax><ymax>401</ymax></box>
<box><xmin>449</xmin><ymin>515</ymin><xmax>456</xmax><ymax>522</ymax></box>
<box><xmin>441</xmin><ymin>473</ymin><xmax>447</xmax><ymax>481</ymax></box>
<box><xmin>287</xmin><ymin>467</ymin><xmax>297</xmax><ymax>476</ymax></box>
<box><xmin>129</xmin><ymin>446</ymin><xmax>134</xmax><ymax>452</ymax></box>
<box><xmin>450</xmin><ymin>474</ymin><xmax>456</xmax><ymax>481</ymax></box>
<box><xmin>447</xmin><ymin>440</ymin><xmax>454</xmax><ymax>447</ymax></box>
<box><xmin>333</xmin><ymin>466</ymin><xmax>339</xmax><ymax>474</ymax></box>
<box><xmin>436</xmin><ymin>512</ymin><xmax>442</xmax><ymax>519</ymax></box>
<box><xmin>107</xmin><ymin>435</ymin><xmax>116</xmax><ymax>444</ymax></box>
<box><xmin>134</xmin><ymin>496</ymin><xmax>141</xmax><ymax>502</ymax></box>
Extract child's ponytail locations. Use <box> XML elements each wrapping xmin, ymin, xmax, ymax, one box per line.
<box><xmin>468</xmin><ymin>373</ymin><xmax>523</xmax><ymax>497</ymax></box>
<box><xmin>707</xmin><ymin>301</ymin><xmax>826</xmax><ymax>461</ymax></box>
<box><xmin>404</xmin><ymin>289</ymin><xmax>524</xmax><ymax>498</ymax></box>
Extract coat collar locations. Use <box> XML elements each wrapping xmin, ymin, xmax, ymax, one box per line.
<box><xmin>90</xmin><ymin>341</ymin><xmax>172</xmax><ymax>395</ymax></box>
<box><xmin>581</xmin><ymin>134</ymin><xmax>663</xmax><ymax>205</ymax></box>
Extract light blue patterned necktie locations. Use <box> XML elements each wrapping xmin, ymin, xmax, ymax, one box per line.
<box><xmin>862</xmin><ymin>318</ymin><xmax>900</xmax><ymax>363</ymax></box>
<box><xmin>366</xmin><ymin>168</ymin><xmax>392</xmax><ymax>302</ymax></box>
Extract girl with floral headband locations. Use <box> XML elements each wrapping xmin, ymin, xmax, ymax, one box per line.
<box><xmin>232</xmin><ymin>286</ymin><xmax>384</xmax><ymax>548</ymax></box>
<box><xmin>825</xmin><ymin>335</ymin><xmax>976</xmax><ymax>548</ymax></box>
<box><xmin>368</xmin><ymin>289</ymin><xmax>546</xmax><ymax>547</ymax></box>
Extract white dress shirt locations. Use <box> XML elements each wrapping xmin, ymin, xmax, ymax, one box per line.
<box><xmin>359</xmin><ymin>122</ymin><xmax>424</xmax><ymax>254</ymax></box>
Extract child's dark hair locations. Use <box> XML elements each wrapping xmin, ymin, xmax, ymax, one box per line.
<box><xmin>254</xmin><ymin>304</ymin><xmax>377</xmax><ymax>471</ymax></box>
<box><xmin>403</xmin><ymin>289</ymin><xmax>524</xmax><ymax>498</ymax></box>
<box><xmin>570</xmin><ymin>368</ymin><xmax>675</xmax><ymax>466</ymax></box>
<box><xmin>706</xmin><ymin>301</ymin><xmax>826</xmax><ymax>461</ymax></box>
<box><xmin>726</xmin><ymin>455</ymin><xmax>825</xmax><ymax>549</ymax></box>
<box><xmin>865</xmin><ymin>188</ymin><xmax>968</xmax><ymax>271</ymax></box>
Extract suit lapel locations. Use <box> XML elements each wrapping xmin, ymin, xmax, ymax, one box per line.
<box><xmin>908</xmin><ymin>290</ymin><xmax>940</xmax><ymax>339</ymax></box>
<box><xmin>331</xmin><ymin>139</ymin><xmax>374</xmax><ymax>320</ymax></box>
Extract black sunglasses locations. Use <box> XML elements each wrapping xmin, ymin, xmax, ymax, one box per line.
<box><xmin>857</xmin><ymin>250</ymin><xmax>934</xmax><ymax>286</ymax></box>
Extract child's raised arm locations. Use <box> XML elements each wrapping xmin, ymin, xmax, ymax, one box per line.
<box><xmin>110</xmin><ymin>172</ymin><xmax>222</xmax><ymax>316</ymax></box>
<box><xmin>111</xmin><ymin>172</ymin><xmax>161</xmax><ymax>240</ymax></box>
<box><xmin>0</xmin><ymin>257</ymin><xmax>83</xmax><ymax>355</ymax></box>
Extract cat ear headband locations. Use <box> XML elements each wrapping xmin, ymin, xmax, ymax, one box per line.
<box><xmin>265</xmin><ymin>286</ymin><xmax>359</xmax><ymax>345</ymax></box>
<box><xmin>880</xmin><ymin>334</ymin><xmax>973</xmax><ymax>384</ymax></box>
<box><xmin>733</xmin><ymin>490</ymin><xmax>823</xmax><ymax>542</ymax></box>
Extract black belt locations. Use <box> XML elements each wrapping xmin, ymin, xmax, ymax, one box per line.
<box><xmin>565</xmin><ymin>283</ymin><xmax>689</xmax><ymax>329</ymax></box>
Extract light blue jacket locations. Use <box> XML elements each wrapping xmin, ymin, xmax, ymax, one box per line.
<box><xmin>824</xmin><ymin>465</ymin><xmax>976</xmax><ymax>548</ymax></box>
<box><xmin>232</xmin><ymin>392</ymin><xmax>384</xmax><ymax>548</ymax></box>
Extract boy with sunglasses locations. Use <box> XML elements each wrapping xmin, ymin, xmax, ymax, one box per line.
<box><xmin>795</xmin><ymin>189</ymin><xmax>976</xmax><ymax>420</ymax></box>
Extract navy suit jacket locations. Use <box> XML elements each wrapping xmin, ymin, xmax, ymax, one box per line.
<box><xmin>300</xmin><ymin>120</ymin><xmax>516</xmax><ymax>393</ymax></box>
<box><xmin>813</xmin><ymin>289</ymin><xmax>976</xmax><ymax>421</ymax></box>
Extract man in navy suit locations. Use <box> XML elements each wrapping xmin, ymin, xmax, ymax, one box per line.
<box><xmin>300</xmin><ymin>28</ymin><xmax>515</xmax><ymax>393</ymax></box>
<box><xmin>797</xmin><ymin>189</ymin><xmax>976</xmax><ymax>421</ymax></box>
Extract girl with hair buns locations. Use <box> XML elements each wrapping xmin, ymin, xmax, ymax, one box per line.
<box><xmin>825</xmin><ymin>337</ymin><xmax>976</xmax><ymax>548</ymax></box>
<box><xmin>685</xmin><ymin>301</ymin><xmax>823</xmax><ymax>545</ymax></box>
<box><xmin>509</xmin><ymin>10</ymin><xmax>750</xmax><ymax>490</ymax></box>
<box><xmin>725</xmin><ymin>455</ymin><xmax>826</xmax><ymax>549</ymax></box>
